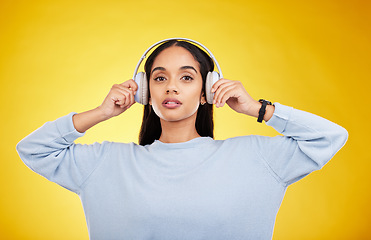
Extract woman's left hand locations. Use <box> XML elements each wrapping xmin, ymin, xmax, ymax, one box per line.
<box><xmin>211</xmin><ymin>78</ymin><xmax>258</xmax><ymax>116</ymax></box>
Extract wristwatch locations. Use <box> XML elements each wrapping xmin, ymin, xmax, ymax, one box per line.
<box><xmin>257</xmin><ymin>99</ymin><xmax>273</xmax><ymax>123</ymax></box>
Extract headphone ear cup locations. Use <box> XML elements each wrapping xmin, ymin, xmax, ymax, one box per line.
<box><xmin>134</xmin><ymin>72</ymin><xmax>149</xmax><ymax>105</ymax></box>
<box><xmin>205</xmin><ymin>71</ymin><xmax>220</xmax><ymax>104</ymax></box>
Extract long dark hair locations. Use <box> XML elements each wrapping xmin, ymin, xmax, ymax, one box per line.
<box><xmin>139</xmin><ymin>40</ymin><xmax>215</xmax><ymax>146</ymax></box>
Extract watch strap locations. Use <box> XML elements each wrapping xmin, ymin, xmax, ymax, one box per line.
<box><xmin>257</xmin><ymin>99</ymin><xmax>272</xmax><ymax>123</ymax></box>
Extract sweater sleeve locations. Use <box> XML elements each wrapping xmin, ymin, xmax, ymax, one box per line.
<box><xmin>16</xmin><ymin>113</ymin><xmax>112</xmax><ymax>194</ymax></box>
<box><xmin>256</xmin><ymin>102</ymin><xmax>348</xmax><ymax>186</ymax></box>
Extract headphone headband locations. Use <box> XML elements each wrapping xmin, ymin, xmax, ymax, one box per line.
<box><xmin>133</xmin><ymin>38</ymin><xmax>223</xmax><ymax>79</ymax></box>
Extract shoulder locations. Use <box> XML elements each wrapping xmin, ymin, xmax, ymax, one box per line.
<box><xmin>107</xmin><ymin>141</ymin><xmax>155</xmax><ymax>155</ymax></box>
<box><xmin>108</xmin><ymin>141</ymin><xmax>140</xmax><ymax>150</ymax></box>
<box><xmin>221</xmin><ymin>134</ymin><xmax>289</xmax><ymax>152</ymax></box>
<box><xmin>217</xmin><ymin>135</ymin><xmax>260</xmax><ymax>151</ymax></box>
<box><xmin>223</xmin><ymin>135</ymin><xmax>267</xmax><ymax>145</ymax></box>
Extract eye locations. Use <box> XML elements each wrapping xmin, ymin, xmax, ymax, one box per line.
<box><xmin>154</xmin><ymin>76</ymin><xmax>166</xmax><ymax>82</ymax></box>
<box><xmin>182</xmin><ymin>75</ymin><xmax>193</xmax><ymax>81</ymax></box>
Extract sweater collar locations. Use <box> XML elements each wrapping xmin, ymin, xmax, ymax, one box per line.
<box><xmin>151</xmin><ymin>137</ymin><xmax>213</xmax><ymax>149</ymax></box>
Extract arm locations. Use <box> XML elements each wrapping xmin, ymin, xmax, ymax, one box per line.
<box><xmin>73</xmin><ymin>79</ymin><xmax>138</xmax><ymax>133</ymax></box>
<box><xmin>16</xmin><ymin>79</ymin><xmax>138</xmax><ymax>193</ymax></box>
<box><xmin>258</xmin><ymin>102</ymin><xmax>348</xmax><ymax>185</ymax></box>
<box><xmin>16</xmin><ymin>113</ymin><xmax>108</xmax><ymax>193</ymax></box>
<box><xmin>211</xmin><ymin>78</ymin><xmax>275</xmax><ymax>122</ymax></box>
<box><xmin>212</xmin><ymin>79</ymin><xmax>348</xmax><ymax>186</ymax></box>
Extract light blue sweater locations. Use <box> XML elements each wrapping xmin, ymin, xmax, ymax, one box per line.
<box><xmin>16</xmin><ymin>103</ymin><xmax>348</xmax><ymax>240</ymax></box>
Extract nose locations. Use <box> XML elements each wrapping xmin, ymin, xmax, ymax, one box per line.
<box><xmin>166</xmin><ymin>89</ymin><xmax>178</xmax><ymax>94</ymax></box>
<box><xmin>165</xmin><ymin>78</ymin><xmax>179</xmax><ymax>94</ymax></box>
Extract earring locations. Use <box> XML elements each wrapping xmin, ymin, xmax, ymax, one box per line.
<box><xmin>200</xmin><ymin>100</ymin><xmax>206</xmax><ymax>105</ymax></box>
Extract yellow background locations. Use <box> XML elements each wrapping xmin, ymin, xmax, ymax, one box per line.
<box><xmin>1</xmin><ymin>0</ymin><xmax>370</xmax><ymax>239</ymax></box>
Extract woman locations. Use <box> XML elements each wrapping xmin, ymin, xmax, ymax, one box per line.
<box><xmin>17</xmin><ymin>39</ymin><xmax>348</xmax><ymax>239</ymax></box>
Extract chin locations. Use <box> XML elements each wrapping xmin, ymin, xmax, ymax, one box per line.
<box><xmin>158</xmin><ymin>112</ymin><xmax>196</xmax><ymax>123</ymax></box>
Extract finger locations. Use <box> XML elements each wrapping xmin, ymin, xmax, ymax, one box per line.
<box><xmin>219</xmin><ymin>88</ymin><xmax>238</xmax><ymax>107</ymax></box>
<box><xmin>126</xmin><ymin>87</ymin><xmax>136</xmax><ymax>107</ymax></box>
<box><xmin>111</xmin><ymin>95</ymin><xmax>119</xmax><ymax>104</ymax></box>
<box><xmin>125</xmin><ymin>87</ymin><xmax>136</xmax><ymax>107</ymax></box>
<box><xmin>112</xmin><ymin>93</ymin><xmax>125</xmax><ymax>106</ymax></box>
<box><xmin>115</xmin><ymin>81</ymin><xmax>137</xmax><ymax>102</ymax></box>
<box><xmin>122</xmin><ymin>79</ymin><xmax>138</xmax><ymax>93</ymax></box>
<box><xmin>124</xmin><ymin>87</ymin><xmax>136</xmax><ymax>108</ymax></box>
<box><xmin>110</xmin><ymin>90</ymin><xmax>123</xmax><ymax>104</ymax></box>
<box><xmin>118</xmin><ymin>88</ymin><xmax>133</xmax><ymax>108</ymax></box>
<box><xmin>127</xmin><ymin>100</ymin><xmax>136</xmax><ymax>109</ymax></box>
<box><xmin>114</xmin><ymin>82</ymin><xmax>131</xmax><ymax>93</ymax></box>
<box><xmin>215</xmin><ymin>85</ymin><xmax>236</xmax><ymax>107</ymax></box>
<box><xmin>111</xmin><ymin>87</ymin><xmax>128</xmax><ymax>106</ymax></box>
<box><xmin>213</xmin><ymin>81</ymin><xmax>235</xmax><ymax>104</ymax></box>
<box><xmin>112</xmin><ymin>84</ymin><xmax>133</xmax><ymax>99</ymax></box>
<box><xmin>110</xmin><ymin>84</ymin><xmax>125</xmax><ymax>101</ymax></box>
<box><xmin>129</xmin><ymin>87</ymin><xmax>135</xmax><ymax>106</ymax></box>
<box><xmin>210</xmin><ymin>78</ymin><xmax>231</xmax><ymax>93</ymax></box>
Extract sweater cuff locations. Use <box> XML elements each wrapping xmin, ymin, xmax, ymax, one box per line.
<box><xmin>265</xmin><ymin>102</ymin><xmax>294</xmax><ymax>133</ymax></box>
<box><xmin>55</xmin><ymin>112</ymin><xmax>85</xmax><ymax>142</ymax></box>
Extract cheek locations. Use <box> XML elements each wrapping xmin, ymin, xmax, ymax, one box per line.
<box><xmin>149</xmin><ymin>87</ymin><xmax>160</xmax><ymax>106</ymax></box>
<box><xmin>151</xmin><ymin>104</ymin><xmax>164</xmax><ymax>120</ymax></box>
<box><xmin>183</xmin><ymin>87</ymin><xmax>203</xmax><ymax>113</ymax></box>
<box><xmin>187</xmin><ymin>100</ymin><xmax>201</xmax><ymax>117</ymax></box>
<box><xmin>148</xmin><ymin>83</ymin><xmax>157</xmax><ymax>104</ymax></box>
<box><xmin>149</xmin><ymin>87</ymin><xmax>164</xmax><ymax>118</ymax></box>
<box><xmin>150</xmin><ymin>95</ymin><xmax>164</xmax><ymax>119</ymax></box>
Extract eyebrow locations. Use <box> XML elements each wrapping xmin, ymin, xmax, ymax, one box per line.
<box><xmin>151</xmin><ymin>66</ymin><xmax>198</xmax><ymax>74</ymax></box>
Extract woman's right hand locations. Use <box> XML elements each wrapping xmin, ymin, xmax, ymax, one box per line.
<box><xmin>98</xmin><ymin>79</ymin><xmax>138</xmax><ymax>120</ymax></box>
<box><xmin>73</xmin><ymin>79</ymin><xmax>138</xmax><ymax>133</ymax></box>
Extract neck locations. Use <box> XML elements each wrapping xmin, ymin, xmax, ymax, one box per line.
<box><xmin>159</xmin><ymin>114</ymin><xmax>200</xmax><ymax>143</ymax></box>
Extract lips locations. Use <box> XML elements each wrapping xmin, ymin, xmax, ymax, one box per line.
<box><xmin>162</xmin><ymin>98</ymin><xmax>182</xmax><ymax>109</ymax></box>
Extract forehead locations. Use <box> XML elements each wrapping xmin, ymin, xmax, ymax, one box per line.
<box><xmin>152</xmin><ymin>46</ymin><xmax>200</xmax><ymax>71</ymax></box>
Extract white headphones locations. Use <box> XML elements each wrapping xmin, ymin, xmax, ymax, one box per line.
<box><xmin>133</xmin><ymin>38</ymin><xmax>223</xmax><ymax>105</ymax></box>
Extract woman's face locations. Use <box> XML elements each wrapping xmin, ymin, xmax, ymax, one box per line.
<box><xmin>149</xmin><ymin>46</ymin><xmax>205</xmax><ymax>122</ymax></box>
